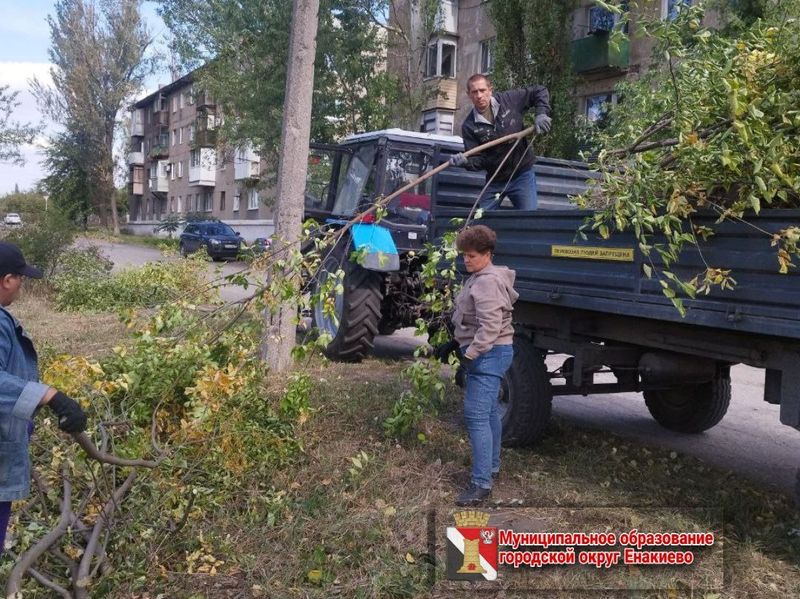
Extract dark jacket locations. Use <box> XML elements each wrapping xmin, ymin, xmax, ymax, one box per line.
<box><xmin>0</xmin><ymin>306</ymin><xmax>48</xmax><ymax>501</ymax></box>
<box><xmin>461</xmin><ymin>85</ymin><xmax>550</xmax><ymax>183</ymax></box>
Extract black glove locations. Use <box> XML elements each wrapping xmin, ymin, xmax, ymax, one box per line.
<box><xmin>534</xmin><ymin>114</ymin><xmax>552</xmax><ymax>134</ymax></box>
<box><xmin>449</xmin><ymin>152</ymin><xmax>468</xmax><ymax>167</ymax></box>
<box><xmin>48</xmin><ymin>391</ymin><xmax>88</xmax><ymax>433</ymax></box>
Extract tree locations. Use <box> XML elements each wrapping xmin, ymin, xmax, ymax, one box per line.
<box><xmin>33</xmin><ymin>0</ymin><xmax>155</xmax><ymax>234</ymax></box>
<box><xmin>262</xmin><ymin>0</ymin><xmax>320</xmax><ymax>372</ymax></box>
<box><xmin>40</xmin><ymin>128</ymin><xmax>94</xmax><ymax>228</ymax></box>
<box><xmin>582</xmin><ymin>0</ymin><xmax>800</xmax><ymax>312</ymax></box>
<box><xmin>0</xmin><ymin>85</ymin><xmax>39</xmax><ymax>165</ymax></box>
<box><xmin>158</xmin><ymin>0</ymin><xmax>403</xmax><ymax>163</ymax></box>
<box><xmin>489</xmin><ymin>0</ymin><xmax>580</xmax><ymax>159</ymax></box>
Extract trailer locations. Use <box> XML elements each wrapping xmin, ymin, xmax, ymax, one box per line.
<box><xmin>430</xmin><ymin>160</ymin><xmax>800</xmax><ymax>502</ymax></box>
<box><xmin>302</xmin><ymin>129</ymin><xmax>800</xmax><ymax>496</ymax></box>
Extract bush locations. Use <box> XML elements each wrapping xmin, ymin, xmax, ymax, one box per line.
<box><xmin>52</xmin><ymin>246</ymin><xmax>214</xmax><ymax>311</ymax></box>
<box><xmin>1</xmin><ymin>209</ymin><xmax>75</xmax><ymax>275</ymax></box>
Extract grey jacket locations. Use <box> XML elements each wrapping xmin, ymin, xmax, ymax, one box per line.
<box><xmin>452</xmin><ymin>263</ymin><xmax>519</xmax><ymax>360</ymax></box>
<box><xmin>0</xmin><ymin>306</ymin><xmax>48</xmax><ymax>501</ymax></box>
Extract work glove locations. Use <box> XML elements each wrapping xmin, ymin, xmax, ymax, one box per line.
<box><xmin>48</xmin><ymin>391</ymin><xmax>88</xmax><ymax>434</ymax></box>
<box><xmin>534</xmin><ymin>114</ymin><xmax>552</xmax><ymax>134</ymax></box>
<box><xmin>449</xmin><ymin>152</ymin><xmax>468</xmax><ymax>167</ymax></box>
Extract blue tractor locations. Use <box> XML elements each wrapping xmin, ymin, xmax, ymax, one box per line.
<box><xmin>303</xmin><ymin>129</ymin><xmax>471</xmax><ymax>362</ymax></box>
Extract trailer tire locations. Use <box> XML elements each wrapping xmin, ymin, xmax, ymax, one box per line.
<box><xmin>643</xmin><ymin>373</ymin><xmax>731</xmax><ymax>433</ymax></box>
<box><xmin>500</xmin><ymin>336</ymin><xmax>553</xmax><ymax>447</ymax></box>
<box><xmin>312</xmin><ymin>248</ymin><xmax>383</xmax><ymax>363</ymax></box>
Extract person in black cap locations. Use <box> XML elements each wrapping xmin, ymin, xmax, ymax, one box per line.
<box><xmin>0</xmin><ymin>241</ymin><xmax>88</xmax><ymax>554</ymax></box>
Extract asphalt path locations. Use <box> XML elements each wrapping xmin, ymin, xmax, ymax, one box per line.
<box><xmin>80</xmin><ymin>238</ymin><xmax>800</xmax><ymax>499</ymax></box>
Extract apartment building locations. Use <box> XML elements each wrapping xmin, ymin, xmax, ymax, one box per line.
<box><xmin>127</xmin><ymin>72</ymin><xmax>271</xmax><ymax>241</ymax></box>
<box><xmin>391</xmin><ymin>0</ymin><xmax>703</xmax><ymax>136</ymax></box>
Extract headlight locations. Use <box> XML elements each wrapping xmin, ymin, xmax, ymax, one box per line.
<box><xmin>209</xmin><ymin>239</ymin><xmax>221</xmax><ymax>245</ymax></box>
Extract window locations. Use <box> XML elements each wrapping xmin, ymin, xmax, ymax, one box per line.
<box><xmin>233</xmin><ymin>191</ymin><xmax>240</xmax><ymax>212</ymax></box>
<box><xmin>189</xmin><ymin>124</ymin><xmax>195</xmax><ymax>142</ymax></box>
<box><xmin>585</xmin><ymin>92</ymin><xmax>617</xmax><ymax>124</ymax></box>
<box><xmin>332</xmin><ymin>143</ymin><xmax>377</xmax><ymax>216</ymax></box>
<box><xmin>172</xmin><ymin>129</ymin><xmax>177</xmax><ymax>146</ymax></box>
<box><xmin>195</xmin><ymin>193</ymin><xmax>201</xmax><ymax>212</ymax></box>
<box><xmin>425</xmin><ymin>38</ymin><xmax>457</xmax><ymax>78</ymax></box>
<box><xmin>179</xmin><ymin>127</ymin><xmax>183</xmax><ymax>144</ymax></box>
<box><xmin>588</xmin><ymin>2</ymin><xmax>629</xmax><ymax>34</ymax></box>
<box><xmin>247</xmin><ymin>188</ymin><xmax>259</xmax><ymax>210</ymax></box>
<box><xmin>220</xmin><ymin>191</ymin><xmax>226</xmax><ymax>211</ymax></box>
<box><xmin>177</xmin><ymin>195</ymin><xmax>182</xmax><ymax>213</ymax></box>
<box><xmin>480</xmin><ymin>38</ymin><xmax>495</xmax><ymax>74</ymax></box>
<box><xmin>663</xmin><ymin>0</ymin><xmax>692</xmax><ymax>20</ymax></box>
<box><xmin>187</xmin><ymin>85</ymin><xmax>194</xmax><ymax>104</ymax></box>
<box><xmin>170</xmin><ymin>196</ymin><xmax>175</xmax><ymax>213</ymax></box>
<box><xmin>159</xmin><ymin>161</ymin><xmax>169</xmax><ymax>178</ymax></box>
<box><xmin>204</xmin><ymin>191</ymin><xmax>213</xmax><ymax>212</ymax></box>
<box><xmin>170</xmin><ymin>162</ymin><xmax>176</xmax><ymax>180</ymax></box>
<box><xmin>177</xmin><ymin>161</ymin><xmax>183</xmax><ymax>178</ymax></box>
<box><xmin>190</xmin><ymin>149</ymin><xmax>200</xmax><ymax>167</ymax></box>
<box><xmin>179</xmin><ymin>92</ymin><xmax>184</xmax><ymax>109</ymax></box>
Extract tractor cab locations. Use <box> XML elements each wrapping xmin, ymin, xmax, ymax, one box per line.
<box><xmin>304</xmin><ymin>129</ymin><xmax>465</xmax><ymax>253</ymax></box>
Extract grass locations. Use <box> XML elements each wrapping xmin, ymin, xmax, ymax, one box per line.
<box><xmin>84</xmin><ymin>227</ymin><xmax>180</xmax><ymax>250</ymax></box>
<box><xmin>12</xmin><ymin>289</ymin><xmax>800</xmax><ymax>598</ymax></box>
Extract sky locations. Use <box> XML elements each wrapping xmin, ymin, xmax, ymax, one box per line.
<box><xmin>0</xmin><ymin>0</ymin><xmax>171</xmax><ymax>195</ymax></box>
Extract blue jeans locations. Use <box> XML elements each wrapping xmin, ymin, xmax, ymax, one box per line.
<box><xmin>461</xmin><ymin>344</ymin><xmax>514</xmax><ymax>489</ymax></box>
<box><xmin>478</xmin><ymin>167</ymin><xmax>538</xmax><ymax>211</ymax></box>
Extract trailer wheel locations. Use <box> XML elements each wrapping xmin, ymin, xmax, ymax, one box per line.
<box><xmin>500</xmin><ymin>336</ymin><xmax>553</xmax><ymax>447</ymax></box>
<box><xmin>312</xmin><ymin>248</ymin><xmax>383</xmax><ymax>363</ymax></box>
<box><xmin>643</xmin><ymin>373</ymin><xmax>731</xmax><ymax>433</ymax></box>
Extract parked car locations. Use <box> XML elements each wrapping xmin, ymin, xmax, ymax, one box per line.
<box><xmin>179</xmin><ymin>221</ymin><xmax>242</xmax><ymax>261</ymax></box>
<box><xmin>3</xmin><ymin>213</ymin><xmax>22</xmax><ymax>226</ymax></box>
<box><xmin>250</xmin><ymin>237</ymin><xmax>272</xmax><ymax>253</ymax></box>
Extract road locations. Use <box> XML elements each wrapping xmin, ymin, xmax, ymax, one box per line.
<box><xmin>82</xmin><ymin>238</ymin><xmax>800</xmax><ymax>498</ymax></box>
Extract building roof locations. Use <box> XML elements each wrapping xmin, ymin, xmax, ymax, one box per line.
<box><xmin>131</xmin><ymin>71</ymin><xmax>195</xmax><ymax>110</ymax></box>
<box><xmin>342</xmin><ymin>128</ymin><xmax>464</xmax><ymax>148</ymax></box>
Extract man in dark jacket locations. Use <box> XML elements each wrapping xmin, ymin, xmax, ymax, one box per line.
<box><xmin>450</xmin><ymin>74</ymin><xmax>551</xmax><ymax>210</ymax></box>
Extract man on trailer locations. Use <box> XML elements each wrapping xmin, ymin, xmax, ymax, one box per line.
<box><xmin>450</xmin><ymin>74</ymin><xmax>551</xmax><ymax>210</ymax></box>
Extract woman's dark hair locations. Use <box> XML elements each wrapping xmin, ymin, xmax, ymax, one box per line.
<box><xmin>456</xmin><ymin>225</ymin><xmax>496</xmax><ymax>254</ymax></box>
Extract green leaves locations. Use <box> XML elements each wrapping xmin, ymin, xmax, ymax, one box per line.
<box><xmin>581</xmin><ymin>1</ymin><xmax>800</xmax><ymax>312</ymax></box>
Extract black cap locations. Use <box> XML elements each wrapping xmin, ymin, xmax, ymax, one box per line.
<box><xmin>0</xmin><ymin>242</ymin><xmax>43</xmax><ymax>279</ymax></box>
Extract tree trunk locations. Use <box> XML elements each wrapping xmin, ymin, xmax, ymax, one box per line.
<box><xmin>261</xmin><ymin>0</ymin><xmax>320</xmax><ymax>372</ymax></box>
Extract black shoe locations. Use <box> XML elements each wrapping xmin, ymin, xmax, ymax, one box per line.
<box><xmin>456</xmin><ymin>483</ymin><xmax>491</xmax><ymax>506</ymax></box>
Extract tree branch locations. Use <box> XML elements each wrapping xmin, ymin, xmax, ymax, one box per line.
<box><xmin>74</xmin><ymin>471</ymin><xmax>137</xmax><ymax>598</ymax></box>
<box><xmin>6</xmin><ymin>465</ymin><xmax>72</xmax><ymax>597</ymax></box>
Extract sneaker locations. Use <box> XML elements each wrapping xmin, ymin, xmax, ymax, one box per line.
<box><xmin>455</xmin><ymin>483</ymin><xmax>491</xmax><ymax>506</ymax></box>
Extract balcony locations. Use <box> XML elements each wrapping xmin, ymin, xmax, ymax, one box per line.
<box><xmin>154</xmin><ymin>110</ymin><xmax>170</xmax><ymax>127</ymax></box>
<box><xmin>127</xmin><ymin>151</ymin><xmax>144</xmax><ymax>165</ymax></box>
<box><xmin>149</xmin><ymin>168</ymin><xmax>169</xmax><ymax>193</ymax></box>
<box><xmin>571</xmin><ymin>33</ymin><xmax>630</xmax><ymax>75</ymax></box>
<box><xmin>194</xmin><ymin>112</ymin><xmax>218</xmax><ymax>147</ymax></box>
<box><xmin>131</xmin><ymin>108</ymin><xmax>144</xmax><ymax>137</ymax></box>
<box><xmin>234</xmin><ymin>148</ymin><xmax>260</xmax><ymax>181</ymax></box>
<box><xmin>149</xmin><ymin>145</ymin><xmax>169</xmax><ymax>159</ymax></box>
<box><xmin>189</xmin><ymin>147</ymin><xmax>217</xmax><ymax>186</ymax></box>
<box><xmin>196</xmin><ymin>90</ymin><xmax>215</xmax><ymax>109</ymax></box>
<box><xmin>194</xmin><ymin>128</ymin><xmax>217</xmax><ymax>147</ymax></box>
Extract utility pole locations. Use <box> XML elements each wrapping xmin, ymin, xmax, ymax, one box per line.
<box><xmin>262</xmin><ymin>0</ymin><xmax>320</xmax><ymax>372</ymax></box>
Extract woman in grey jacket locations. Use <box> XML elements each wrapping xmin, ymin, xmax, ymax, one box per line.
<box><xmin>451</xmin><ymin>225</ymin><xmax>518</xmax><ymax>505</ymax></box>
